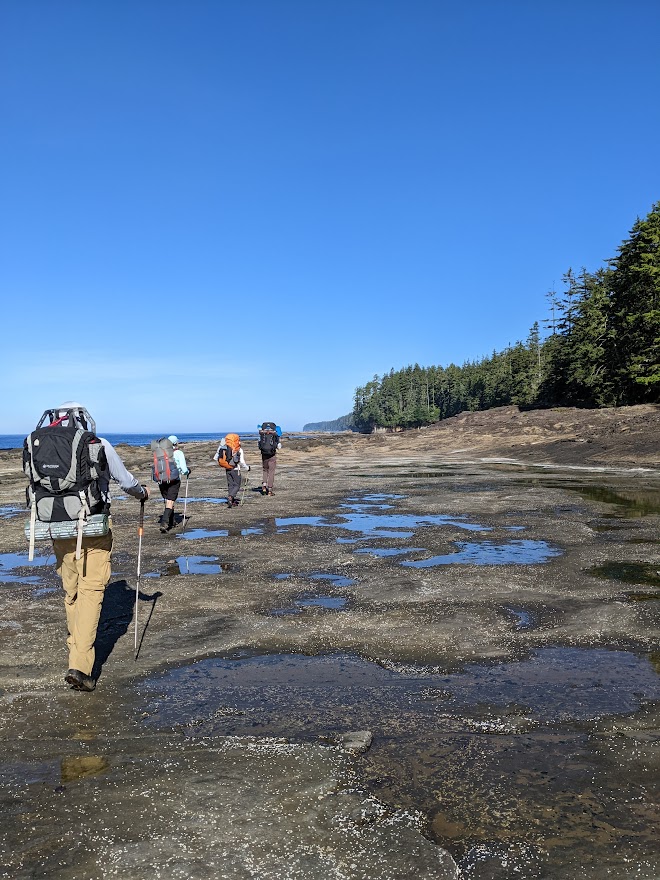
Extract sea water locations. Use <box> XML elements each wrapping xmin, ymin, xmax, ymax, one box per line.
<box><xmin>0</xmin><ymin>432</ymin><xmax>259</xmax><ymax>450</ymax></box>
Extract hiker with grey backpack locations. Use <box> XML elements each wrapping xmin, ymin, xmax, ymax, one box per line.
<box><xmin>23</xmin><ymin>403</ymin><xmax>149</xmax><ymax>693</ymax></box>
<box><xmin>151</xmin><ymin>435</ymin><xmax>190</xmax><ymax>532</ymax></box>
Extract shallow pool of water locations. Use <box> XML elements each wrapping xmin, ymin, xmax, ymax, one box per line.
<box><xmin>522</xmin><ymin>481</ymin><xmax>660</xmax><ymax>518</ymax></box>
<box><xmin>140</xmin><ymin>646</ymin><xmax>659</xmax><ymax>733</ymax></box>
<box><xmin>275</xmin><ymin>512</ymin><xmax>491</xmax><ymax>541</ymax></box>
<box><xmin>146</xmin><ymin>555</ymin><xmax>232</xmax><ymax>576</ymax></box>
<box><xmin>402</xmin><ymin>539</ymin><xmax>562</xmax><ymax>567</ymax></box>
<box><xmin>0</xmin><ymin>552</ymin><xmax>54</xmax><ymax>585</ymax></box>
<box><xmin>306</xmin><ymin>572</ymin><xmax>355</xmax><ymax>587</ymax></box>
<box><xmin>270</xmin><ymin>594</ymin><xmax>349</xmax><ymax>615</ymax></box>
<box><xmin>586</xmin><ymin>561</ymin><xmax>660</xmax><ymax>588</ymax></box>
<box><xmin>177</xmin><ymin>528</ymin><xmax>229</xmax><ymax>540</ymax></box>
<box><xmin>136</xmin><ymin>643</ymin><xmax>660</xmax><ymax>876</ymax></box>
<box><xmin>0</xmin><ymin>506</ymin><xmax>22</xmax><ymax>519</ymax></box>
<box><xmin>177</xmin><ymin>527</ymin><xmax>263</xmax><ymax>540</ymax></box>
<box><xmin>502</xmin><ymin>606</ymin><xmax>537</xmax><ymax>630</ymax></box>
<box><xmin>176</xmin><ymin>496</ymin><xmax>227</xmax><ymax>504</ymax></box>
<box><xmin>355</xmin><ymin>547</ymin><xmax>426</xmax><ymax>557</ymax></box>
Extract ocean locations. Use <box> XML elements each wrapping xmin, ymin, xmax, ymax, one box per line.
<box><xmin>0</xmin><ymin>432</ymin><xmax>259</xmax><ymax>450</ymax></box>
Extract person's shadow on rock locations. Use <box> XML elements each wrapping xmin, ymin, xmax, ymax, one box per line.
<box><xmin>93</xmin><ymin>579</ymin><xmax>162</xmax><ymax>680</ymax></box>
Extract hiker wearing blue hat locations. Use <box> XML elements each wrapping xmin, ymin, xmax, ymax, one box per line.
<box><xmin>151</xmin><ymin>434</ymin><xmax>190</xmax><ymax>532</ymax></box>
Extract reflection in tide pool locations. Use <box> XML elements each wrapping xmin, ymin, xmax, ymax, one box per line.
<box><xmin>402</xmin><ymin>540</ymin><xmax>562</xmax><ymax>567</ymax></box>
<box><xmin>140</xmin><ymin>646</ymin><xmax>660</xmax><ymax>731</ymax></box>
<box><xmin>502</xmin><ymin>606</ymin><xmax>537</xmax><ymax>630</ymax></box>
<box><xmin>146</xmin><ymin>556</ymin><xmax>232</xmax><ymax>576</ymax></box>
<box><xmin>295</xmin><ymin>595</ymin><xmax>348</xmax><ymax>610</ymax></box>
<box><xmin>178</xmin><ymin>528</ymin><xmax>229</xmax><ymax>540</ymax></box>
<box><xmin>271</xmin><ymin>595</ymin><xmax>349</xmax><ymax>616</ymax></box>
<box><xmin>306</xmin><ymin>572</ymin><xmax>355</xmax><ymax>587</ymax></box>
<box><xmin>178</xmin><ymin>527</ymin><xmax>264</xmax><ymax>540</ymax></box>
<box><xmin>0</xmin><ymin>506</ymin><xmax>22</xmax><ymax>519</ymax></box>
<box><xmin>0</xmin><ymin>552</ymin><xmax>54</xmax><ymax>585</ymax></box>
<box><xmin>587</xmin><ymin>561</ymin><xmax>660</xmax><ymax>588</ymax></box>
<box><xmin>276</xmin><ymin>512</ymin><xmax>490</xmax><ymax>540</ymax></box>
<box><xmin>176</xmin><ymin>497</ymin><xmax>228</xmax><ymax>504</ymax></box>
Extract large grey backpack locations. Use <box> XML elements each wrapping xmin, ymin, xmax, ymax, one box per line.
<box><xmin>151</xmin><ymin>438</ymin><xmax>180</xmax><ymax>483</ymax></box>
<box><xmin>23</xmin><ymin>407</ymin><xmax>109</xmax><ymax>559</ymax></box>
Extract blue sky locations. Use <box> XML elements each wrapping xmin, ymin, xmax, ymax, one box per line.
<box><xmin>1</xmin><ymin>1</ymin><xmax>659</xmax><ymax>433</ymax></box>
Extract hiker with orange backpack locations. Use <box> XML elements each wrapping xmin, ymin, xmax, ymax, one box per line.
<box><xmin>214</xmin><ymin>433</ymin><xmax>250</xmax><ymax>507</ymax></box>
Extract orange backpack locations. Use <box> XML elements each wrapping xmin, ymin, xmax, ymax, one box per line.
<box><xmin>217</xmin><ymin>447</ymin><xmax>234</xmax><ymax>470</ymax></box>
<box><xmin>217</xmin><ymin>434</ymin><xmax>240</xmax><ymax>470</ymax></box>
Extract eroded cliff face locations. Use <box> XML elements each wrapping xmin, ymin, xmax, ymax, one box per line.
<box><xmin>0</xmin><ymin>422</ymin><xmax>658</xmax><ymax>879</ymax></box>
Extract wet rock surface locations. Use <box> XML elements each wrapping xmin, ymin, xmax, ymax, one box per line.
<box><xmin>0</xmin><ymin>428</ymin><xmax>659</xmax><ymax>878</ymax></box>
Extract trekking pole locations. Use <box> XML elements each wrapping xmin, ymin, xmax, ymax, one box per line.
<box><xmin>182</xmin><ymin>475</ymin><xmax>189</xmax><ymax>533</ymax></box>
<box><xmin>240</xmin><ymin>471</ymin><xmax>250</xmax><ymax>505</ymax></box>
<box><xmin>134</xmin><ymin>499</ymin><xmax>145</xmax><ymax>660</ymax></box>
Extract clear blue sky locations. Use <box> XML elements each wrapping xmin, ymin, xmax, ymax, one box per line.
<box><xmin>1</xmin><ymin>1</ymin><xmax>659</xmax><ymax>433</ymax></box>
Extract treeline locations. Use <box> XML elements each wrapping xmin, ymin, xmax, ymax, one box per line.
<box><xmin>302</xmin><ymin>413</ymin><xmax>355</xmax><ymax>432</ymax></box>
<box><xmin>352</xmin><ymin>202</ymin><xmax>660</xmax><ymax>432</ymax></box>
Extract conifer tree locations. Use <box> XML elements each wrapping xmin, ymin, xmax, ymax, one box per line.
<box><xmin>604</xmin><ymin>202</ymin><xmax>660</xmax><ymax>402</ymax></box>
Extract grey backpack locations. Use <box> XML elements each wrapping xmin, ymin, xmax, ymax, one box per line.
<box><xmin>23</xmin><ymin>407</ymin><xmax>109</xmax><ymax>559</ymax></box>
<box><xmin>151</xmin><ymin>438</ymin><xmax>180</xmax><ymax>483</ymax></box>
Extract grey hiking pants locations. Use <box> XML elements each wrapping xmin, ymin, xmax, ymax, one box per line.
<box><xmin>261</xmin><ymin>454</ymin><xmax>277</xmax><ymax>489</ymax></box>
<box><xmin>226</xmin><ymin>468</ymin><xmax>241</xmax><ymax>499</ymax></box>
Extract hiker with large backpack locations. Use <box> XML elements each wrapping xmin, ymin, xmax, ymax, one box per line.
<box><xmin>258</xmin><ymin>422</ymin><xmax>282</xmax><ymax>496</ymax></box>
<box><xmin>214</xmin><ymin>433</ymin><xmax>250</xmax><ymax>507</ymax></box>
<box><xmin>151</xmin><ymin>434</ymin><xmax>190</xmax><ymax>533</ymax></box>
<box><xmin>23</xmin><ymin>403</ymin><xmax>149</xmax><ymax>693</ymax></box>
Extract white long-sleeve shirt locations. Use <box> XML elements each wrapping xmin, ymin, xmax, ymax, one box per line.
<box><xmin>235</xmin><ymin>448</ymin><xmax>250</xmax><ymax>471</ymax></box>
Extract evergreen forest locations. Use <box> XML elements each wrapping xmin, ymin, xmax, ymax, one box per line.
<box><xmin>352</xmin><ymin>202</ymin><xmax>660</xmax><ymax>432</ymax></box>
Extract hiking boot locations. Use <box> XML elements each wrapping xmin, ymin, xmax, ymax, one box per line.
<box><xmin>159</xmin><ymin>509</ymin><xmax>175</xmax><ymax>532</ymax></box>
<box><xmin>261</xmin><ymin>485</ymin><xmax>268</xmax><ymax>496</ymax></box>
<box><xmin>65</xmin><ymin>668</ymin><xmax>96</xmax><ymax>692</ymax></box>
<box><xmin>227</xmin><ymin>496</ymin><xmax>235</xmax><ymax>507</ymax></box>
<box><xmin>267</xmin><ymin>488</ymin><xmax>274</xmax><ymax>496</ymax></box>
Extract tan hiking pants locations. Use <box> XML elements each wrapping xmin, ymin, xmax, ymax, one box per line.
<box><xmin>261</xmin><ymin>453</ymin><xmax>277</xmax><ymax>490</ymax></box>
<box><xmin>53</xmin><ymin>531</ymin><xmax>113</xmax><ymax>676</ymax></box>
